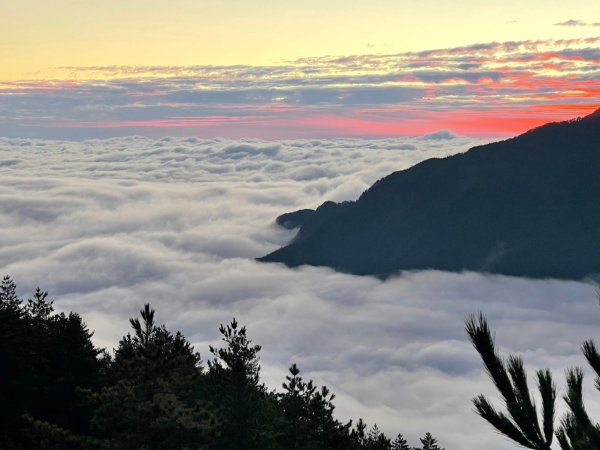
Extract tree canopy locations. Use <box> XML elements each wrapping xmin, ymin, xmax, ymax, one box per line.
<box><xmin>0</xmin><ymin>275</ymin><xmax>442</xmax><ymax>450</ymax></box>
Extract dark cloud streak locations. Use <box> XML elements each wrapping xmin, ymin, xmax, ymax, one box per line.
<box><xmin>554</xmin><ymin>19</ymin><xmax>600</xmax><ymax>27</ymax></box>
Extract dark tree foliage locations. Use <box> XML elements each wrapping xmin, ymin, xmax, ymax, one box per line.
<box><xmin>391</xmin><ymin>433</ymin><xmax>411</xmax><ymax>450</ymax></box>
<box><xmin>366</xmin><ymin>424</ymin><xmax>392</xmax><ymax>449</ymax></box>
<box><xmin>417</xmin><ymin>432</ymin><xmax>444</xmax><ymax>450</ymax></box>
<box><xmin>0</xmin><ymin>276</ymin><xmax>444</xmax><ymax>450</ymax></box>
<box><xmin>280</xmin><ymin>363</ymin><xmax>311</xmax><ymax>449</ymax></box>
<box><xmin>466</xmin><ymin>313</ymin><xmax>600</xmax><ymax>450</ymax></box>
<box><xmin>88</xmin><ymin>304</ymin><xmax>217</xmax><ymax>449</ymax></box>
<box><xmin>278</xmin><ymin>363</ymin><xmax>355</xmax><ymax>450</ymax></box>
<box><xmin>205</xmin><ymin>317</ymin><xmax>276</xmax><ymax>449</ymax></box>
<box><xmin>0</xmin><ymin>276</ymin><xmax>103</xmax><ymax>449</ymax></box>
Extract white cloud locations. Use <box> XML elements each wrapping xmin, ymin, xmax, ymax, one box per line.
<box><xmin>1</xmin><ymin>134</ymin><xmax>598</xmax><ymax>449</ymax></box>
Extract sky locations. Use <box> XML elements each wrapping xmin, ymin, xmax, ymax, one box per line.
<box><xmin>2</xmin><ymin>134</ymin><xmax>600</xmax><ymax>449</ymax></box>
<box><xmin>1</xmin><ymin>0</ymin><xmax>599</xmax><ymax>138</ymax></box>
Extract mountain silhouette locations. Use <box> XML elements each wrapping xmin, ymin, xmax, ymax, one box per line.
<box><xmin>260</xmin><ymin>108</ymin><xmax>600</xmax><ymax>279</ymax></box>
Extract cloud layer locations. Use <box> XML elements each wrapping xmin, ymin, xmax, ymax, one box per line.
<box><xmin>1</xmin><ymin>135</ymin><xmax>599</xmax><ymax>449</ymax></box>
<box><xmin>2</xmin><ymin>38</ymin><xmax>599</xmax><ymax>139</ymax></box>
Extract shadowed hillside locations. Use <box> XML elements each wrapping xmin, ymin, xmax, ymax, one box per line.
<box><xmin>260</xmin><ymin>108</ymin><xmax>600</xmax><ymax>279</ymax></box>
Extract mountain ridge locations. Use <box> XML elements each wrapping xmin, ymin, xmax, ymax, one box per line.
<box><xmin>260</xmin><ymin>108</ymin><xmax>600</xmax><ymax>280</ymax></box>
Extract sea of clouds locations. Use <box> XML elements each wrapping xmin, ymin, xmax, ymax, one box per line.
<box><xmin>1</xmin><ymin>134</ymin><xmax>599</xmax><ymax>449</ymax></box>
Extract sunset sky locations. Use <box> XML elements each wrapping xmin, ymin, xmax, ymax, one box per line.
<box><xmin>1</xmin><ymin>0</ymin><xmax>599</xmax><ymax>138</ymax></box>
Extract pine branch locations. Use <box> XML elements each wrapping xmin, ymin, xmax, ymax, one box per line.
<box><xmin>473</xmin><ymin>395</ymin><xmax>536</xmax><ymax>448</ymax></box>
<box><xmin>536</xmin><ymin>369</ymin><xmax>556</xmax><ymax>446</ymax></box>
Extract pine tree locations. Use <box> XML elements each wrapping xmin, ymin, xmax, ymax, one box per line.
<box><xmin>0</xmin><ymin>275</ymin><xmax>26</xmax><ymax>447</ymax></box>
<box><xmin>207</xmin><ymin>318</ymin><xmax>271</xmax><ymax>450</ymax></box>
<box><xmin>280</xmin><ymin>363</ymin><xmax>307</xmax><ymax>449</ymax></box>
<box><xmin>0</xmin><ymin>275</ymin><xmax>20</xmax><ymax>307</ymax></box>
<box><xmin>91</xmin><ymin>304</ymin><xmax>216</xmax><ymax>449</ymax></box>
<box><xmin>307</xmin><ymin>383</ymin><xmax>352</xmax><ymax>449</ymax></box>
<box><xmin>208</xmin><ymin>318</ymin><xmax>262</xmax><ymax>385</ymax></box>
<box><xmin>0</xmin><ymin>278</ymin><xmax>104</xmax><ymax>448</ymax></box>
<box><xmin>369</xmin><ymin>424</ymin><xmax>382</xmax><ymax>441</ymax></box>
<box><xmin>351</xmin><ymin>418</ymin><xmax>368</xmax><ymax>448</ymax></box>
<box><xmin>391</xmin><ymin>433</ymin><xmax>410</xmax><ymax>450</ymax></box>
<box><xmin>2</xmin><ymin>276</ymin><xmax>452</xmax><ymax>450</ymax></box>
<box><xmin>418</xmin><ymin>432</ymin><xmax>444</xmax><ymax>450</ymax></box>
<box><xmin>366</xmin><ymin>423</ymin><xmax>391</xmax><ymax>449</ymax></box>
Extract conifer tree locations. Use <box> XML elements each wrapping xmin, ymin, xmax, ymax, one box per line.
<box><xmin>418</xmin><ymin>432</ymin><xmax>444</xmax><ymax>450</ymax></box>
<box><xmin>91</xmin><ymin>304</ymin><xmax>216</xmax><ymax>449</ymax></box>
<box><xmin>280</xmin><ymin>363</ymin><xmax>308</xmax><ymax>449</ymax></box>
<box><xmin>0</xmin><ymin>275</ymin><xmax>26</xmax><ymax>446</ymax></box>
<box><xmin>0</xmin><ymin>277</ymin><xmax>103</xmax><ymax>447</ymax></box>
<box><xmin>368</xmin><ymin>424</ymin><xmax>382</xmax><ymax>441</ymax></box>
<box><xmin>207</xmin><ymin>318</ymin><xmax>272</xmax><ymax>450</ymax></box>
<box><xmin>308</xmin><ymin>383</ymin><xmax>354</xmax><ymax>449</ymax></box>
<box><xmin>366</xmin><ymin>423</ymin><xmax>392</xmax><ymax>449</ymax></box>
<box><xmin>1</xmin><ymin>275</ymin><xmax>451</xmax><ymax>450</ymax></box>
<box><xmin>391</xmin><ymin>433</ymin><xmax>410</xmax><ymax>450</ymax></box>
<box><xmin>1</xmin><ymin>275</ymin><xmax>20</xmax><ymax>307</ymax></box>
<box><xmin>351</xmin><ymin>418</ymin><xmax>368</xmax><ymax>448</ymax></box>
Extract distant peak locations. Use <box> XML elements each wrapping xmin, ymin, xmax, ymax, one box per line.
<box><xmin>422</xmin><ymin>130</ymin><xmax>458</xmax><ymax>140</ymax></box>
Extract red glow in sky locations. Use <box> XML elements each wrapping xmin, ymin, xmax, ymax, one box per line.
<box><xmin>4</xmin><ymin>38</ymin><xmax>600</xmax><ymax>140</ymax></box>
<box><xmin>46</xmin><ymin>104</ymin><xmax>598</xmax><ymax>139</ymax></box>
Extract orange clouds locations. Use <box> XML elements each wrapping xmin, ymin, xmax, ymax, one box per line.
<box><xmin>1</xmin><ymin>38</ymin><xmax>599</xmax><ymax>139</ymax></box>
